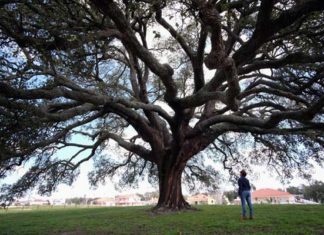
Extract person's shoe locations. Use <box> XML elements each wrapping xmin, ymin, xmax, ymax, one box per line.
<box><xmin>241</xmin><ymin>216</ymin><xmax>248</xmax><ymax>220</ymax></box>
<box><xmin>249</xmin><ymin>216</ymin><xmax>254</xmax><ymax>220</ymax></box>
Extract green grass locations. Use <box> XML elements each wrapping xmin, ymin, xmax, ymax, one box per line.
<box><xmin>0</xmin><ymin>205</ymin><xmax>323</xmax><ymax>234</ymax></box>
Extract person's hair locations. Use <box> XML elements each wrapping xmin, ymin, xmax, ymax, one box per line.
<box><xmin>240</xmin><ymin>170</ymin><xmax>247</xmax><ymax>177</ymax></box>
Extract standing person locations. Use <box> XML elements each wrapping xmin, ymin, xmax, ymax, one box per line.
<box><xmin>238</xmin><ymin>170</ymin><xmax>253</xmax><ymax>220</ymax></box>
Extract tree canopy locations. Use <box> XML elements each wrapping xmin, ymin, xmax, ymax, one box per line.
<box><xmin>287</xmin><ymin>181</ymin><xmax>324</xmax><ymax>203</ymax></box>
<box><xmin>303</xmin><ymin>180</ymin><xmax>324</xmax><ymax>203</ymax></box>
<box><xmin>0</xmin><ymin>0</ymin><xmax>323</xmax><ymax>211</ymax></box>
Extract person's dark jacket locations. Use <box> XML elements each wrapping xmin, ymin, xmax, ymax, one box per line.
<box><xmin>238</xmin><ymin>176</ymin><xmax>251</xmax><ymax>196</ymax></box>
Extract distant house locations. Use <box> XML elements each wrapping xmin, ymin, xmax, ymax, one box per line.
<box><xmin>187</xmin><ymin>193</ymin><xmax>223</xmax><ymax>205</ymax></box>
<box><xmin>188</xmin><ymin>193</ymin><xmax>209</xmax><ymax>205</ymax></box>
<box><xmin>252</xmin><ymin>188</ymin><xmax>295</xmax><ymax>204</ymax></box>
<box><xmin>13</xmin><ymin>199</ymin><xmax>30</xmax><ymax>206</ymax></box>
<box><xmin>208</xmin><ymin>193</ymin><xmax>224</xmax><ymax>205</ymax></box>
<box><xmin>29</xmin><ymin>198</ymin><xmax>50</xmax><ymax>206</ymax></box>
<box><xmin>51</xmin><ymin>199</ymin><xmax>65</xmax><ymax>206</ymax></box>
<box><xmin>92</xmin><ymin>197</ymin><xmax>115</xmax><ymax>206</ymax></box>
<box><xmin>13</xmin><ymin>198</ymin><xmax>50</xmax><ymax>207</ymax></box>
<box><xmin>115</xmin><ymin>194</ymin><xmax>143</xmax><ymax>206</ymax></box>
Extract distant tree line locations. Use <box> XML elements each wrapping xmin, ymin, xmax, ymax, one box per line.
<box><xmin>64</xmin><ymin>191</ymin><xmax>160</xmax><ymax>205</ymax></box>
<box><xmin>287</xmin><ymin>181</ymin><xmax>324</xmax><ymax>203</ymax></box>
<box><xmin>65</xmin><ymin>197</ymin><xmax>91</xmax><ymax>205</ymax></box>
<box><xmin>223</xmin><ymin>191</ymin><xmax>237</xmax><ymax>203</ymax></box>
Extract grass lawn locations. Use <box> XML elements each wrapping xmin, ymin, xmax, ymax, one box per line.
<box><xmin>0</xmin><ymin>204</ymin><xmax>323</xmax><ymax>234</ymax></box>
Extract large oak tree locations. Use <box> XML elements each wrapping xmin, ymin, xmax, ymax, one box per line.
<box><xmin>0</xmin><ymin>0</ymin><xmax>323</xmax><ymax>211</ymax></box>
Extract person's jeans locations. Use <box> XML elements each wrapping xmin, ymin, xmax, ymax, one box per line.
<box><xmin>240</xmin><ymin>190</ymin><xmax>253</xmax><ymax>218</ymax></box>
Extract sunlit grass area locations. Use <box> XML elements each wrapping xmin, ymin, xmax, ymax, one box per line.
<box><xmin>1</xmin><ymin>205</ymin><xmax>323</xmax><ymax>234</ymax></box>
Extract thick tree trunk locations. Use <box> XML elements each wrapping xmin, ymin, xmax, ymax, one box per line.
<box><xmin>153</xmin><ymin>162</ymin><xmax>191</xmax><ymax>212</ymax></box>
<box><xmin>152</xmin><ymin>137</ymin><xmax>211</xmax><ymax>212</ymax></box>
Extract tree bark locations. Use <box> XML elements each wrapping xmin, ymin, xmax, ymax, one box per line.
<box><xmin>153</xmin><ymin>161</ymin><xmax>191</xmax><ymax>212</ymax></box>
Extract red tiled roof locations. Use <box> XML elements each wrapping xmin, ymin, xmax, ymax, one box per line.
<box><xmin>252</xmin><ymin>188</ymin><xmax>292</xmax><ymax>198</ymax></box>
